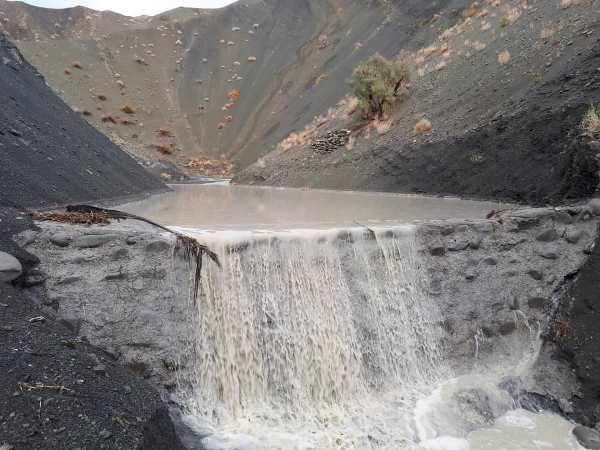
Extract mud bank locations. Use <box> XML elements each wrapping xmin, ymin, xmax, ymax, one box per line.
<box><xmin>8</xmin><ymin>203</ymin><xmax>599</xmax><ymax>447</ymax></box>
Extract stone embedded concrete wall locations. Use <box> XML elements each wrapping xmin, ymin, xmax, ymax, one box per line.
<box><xmin>416</xmin><ymin>207</ymin><xmax>598</xmax><ymax>374</ymax></box>
<box><xmin>17</xmin><ymin>222</ymin><xmax>195</xmax><ymax>390</ymax></box>
<box><xmin>17</xmin><ymin>207</ymin><xmax>600</xmax><ymax>403</ymax></box>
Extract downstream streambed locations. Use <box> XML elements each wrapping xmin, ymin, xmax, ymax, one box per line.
<box><xmin>23</xmin><ymin>185</ymin><xmax>598</xmax><ymax>450</ymax></box>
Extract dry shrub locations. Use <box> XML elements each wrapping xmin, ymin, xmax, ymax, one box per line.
<box><xmin>415</xmin><ymin>118</ymin><xmax>433</xmax><ymax>135</ymax></box>
<box><xmin>120</xmin><ymin>119</ymin><xmax>134</xmax><ymax>125</ymax></box>
<box><xmin>81</xmin><ymin>110</ymin><xmax>92</xmax><ymax>116</ymax></box>
<box><xmin>217</xmin><ymin>122</ymin><xmax>225</xmax><ymax>130</ymax></box>
<box><xmin>64</xmin><ymin>68</ymin><xmax>71</xmax><ymax>75</ymax></box>
<box><xmin>581</xmin><ymin>105</ymin><xmax>600</xmax><ymax>134</ymax></box>
<box><xmin>152</xmin><ymin>144</ymin><xmax>174</xmax><ymax>155</ymax></box>
<box><xmin>314</xmin><ymin>73</ymin><xmax>328</xmax><ymax>87</ymax></box>
<box><xmin>158</xmin><ymin>128</ymin><xmax>171</xmax><ymax>136</ymax></box>
<box><xmin>121</xmin><ymin>105</ymin><xmax>135</xmax><ymax>114</ymax></box>
<box><xmin>101</xmin><ymin>115</ymin><xmax>117</xmax><ymax>124</ymax></box>
<box><xmin>422</xmin><ymin>45</ymin><xmax>439</xmax><ymax>58</ymax></box>
<box><xmin>227</xmin><ymin>89</ymin><xmax>240</xmax><ymax>102</ymax></box>
<box><xmin>135</xmin><ymin>57</ymin><xmax>148</xmax><ymax>65</ymax></box>
<box><xmin>184</xmin><ymin>158</ymin><xmax>233</xmax><ymax>177</ymax></box>
<box><xmin>463</xmin><ymin>6</ymin><xmax>477</xmax><ymax>18</ymax></box>
<box><xmin>72</xmin><ymin>61</ymin><xmax>83</xmax><ymax>69</ymax></box>
<box><xmin>32</xmin><ymin>211</ymin><xmax>110</xmax><ymax>225</ymax></box>
<box><xmin>97</xmin><ymin>94</ymin><xmax>107</xmax><ymax>101</ymax></box>
<box><xmin>498</xmin><ymin>50</ymin><xmax>511</xmax><ymax>64</ymax></box>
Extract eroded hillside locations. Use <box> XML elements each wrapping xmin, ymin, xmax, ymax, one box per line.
<box><xmin>0</xmin><ymin>0</ymin><xmax>470</xmax><ymax>177</ymax></box>
<box><xmin>236</xmin><ymin>0</ymin><xmax>600</xmax><ymax>204</ymax></box>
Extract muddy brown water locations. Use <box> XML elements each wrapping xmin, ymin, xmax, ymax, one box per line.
<box><xmin>118</xmin><ymin>184</ymin><xmax>509</xmax><ymax>230</ymax></box>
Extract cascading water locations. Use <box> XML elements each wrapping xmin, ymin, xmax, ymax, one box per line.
<box><xmin>175</xmin><ymin>226</ymin><xmax>446</xmax><ymax>449</ymax></box>
<box><xmin>170</xmin><ymin>224</ymin><xmax>583</xmax><ymax>450</ymax></box>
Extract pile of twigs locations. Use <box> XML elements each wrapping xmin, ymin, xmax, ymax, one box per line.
<box><xmin>31</xmin><ymin>211</ymin><xmax>111</xmax><ymax>225</ymax></box>
<box><xmin>175</xmin><ymin>235</ymin><xmax>220</xmax><ymax>304</ymax></box>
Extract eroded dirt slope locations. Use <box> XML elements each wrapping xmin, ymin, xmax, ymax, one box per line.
<box><xmin>0</xmin><ymin>0</ymin><xmax>469</xmax><ymax>175</ymax></box>
<box><xmin>236</xmin><ymin>0</ymin><xmax>600</xmax><ymax>204</ymax></box>
<box><xmin>0</xmin><ymin>32</ymin><xmax>164</xmax><ymax>208</ymax></box>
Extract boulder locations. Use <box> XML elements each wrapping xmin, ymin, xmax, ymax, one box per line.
<box><xmin>573</xmin><ymin>425</ymin><xmax>600</xmax><ymax>449</ymax></box>
<box><xmin>536</xmin><ymin>229</ymin><xmax>559</xmax><ymax>242</ymax></box>
<box><xmin>73</xmin><ymin>234</ymin><xmax>119</xmax><ymax>249</ymax></box>
<box><xmin>565</xmin><ymin>229</ymin><xmax>585</xmax><ymax>244</ymax></box>
<box><xmin>50</xmin><ymin>232</ymin><xmax>72</xmax><ymax>247</ymax></box>
<box><xmin>0</xmin><ymin>251</ymin><xmax>22</xmax><ymax>282</ymax></box>
<box><xmin>587</xmin><ymin>199</ymin><xmax>600</xmax><ymax>217</ymax></box>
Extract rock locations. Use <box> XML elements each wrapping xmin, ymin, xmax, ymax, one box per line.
<box><xmin>482</xmin><ymin>257</ymin><xmax>497</xmax><ymax>266</ymax></box>
<box><xmin>558</xmin><ymin>398</ymin><xmax>574</xmax><ymax>414</ymax></box>
<box><xmin>527</xmin><ymin>297</ymin><xmax>547</xmax><ymax>309</ymax></box>
<box><xmin>23</xmin><ymin>270</ymin><xmax>47</xmax><ymax>287</ymax></box>
<box><xmin>145</xmin><ymin>240</ymin><xmax>171</xmax><ymax>253</ymax></box>
<box><xmin>539</xmin><ymin>250</ymin><xmax>559</xmax><ymax>260</ymax></box>
<box><xmin>588</xmin><ymin>199</ymin><xmax>600</xmax><ymax>216</ymax></box>
<box><xmin>18</xmin><ymin>229</ymin><xmax>38</xmax><ymax>246</ymax></box>
<box><xmin>103</xmin><ymin>272</ymin><xmax>127</xmax><ymax>281</ymax></box>
<box><xmin>50</xmin><ymin>233</ymin><xmax>71</xmax><ymax>247</ymax></box>
<box><xmin>555</xmin><ymin>211</ymin><xmax>574</xmax><ymax>224</ymax></box>
<box><xmin>429</xmin><ymin>246</ymin><xmax>446</xmax><ymax>256</ymax></box>
<box><xmin>497</xmin><ymin>321</ymin><xmax>517</xmax><ymax>335</ymax></box>
<box><xmin>573</xmin><ymin>425</ymin><xmax>600</xmax><ymax>449</ymax></box>
<box><xmin>527</xmin><ymin>269</ymin><xmax>544</xmax><ymax>281</ymax></box>
<box><xmin>111</xmin><ymin>248</ymin><xmax>129</xmax><ymax>260</ymax></box>
<box><xmin>448</xmin><ymin>240</ymin><xmax>469</xmax><ymax>252</ymax></box>
<box><xmin>465</xmin><ymin>269</ymin><xmax>478</xmax><ymax>281</ymax></box>
<box><xmin>93</xmin><ymin>364</ymin><xmax>107</xmax><ymax>376</ymax></box>
<box><xmin>73</xmin><ymin>234</ymin><xmax>119</xmax><ymax>249</ymax></box>
<box><xmin>508</xmin><ymin>297</ymin><xmax>520</xmax><ymax>311</ymax></box>
<box><xmin>536</xmin><ymin>229</ymin><xmax>559</xmax><ymax>242</ymax></box>
<box><xmin>0</xmin><ymin>251</ymin><xmax>22</xmax><ymax>282</ymax></box>
<box><xmin>99</xmin><ymin>429</ymin><xmax>112</xmax><ymax>440</ymax></box>
<box><xmin>126</xmin><ymin>236</ymin><xmax>138</xmax><ymax>245</ymax></box>
<box><xmin>469</xmin><ymin>237</ymin><xmax>483</xmax><ymax>250</ymax></box>
<box><xmin>565</xmin><ymin>229</ymin><xmax>585</xmax><ymax>244</ymax></box>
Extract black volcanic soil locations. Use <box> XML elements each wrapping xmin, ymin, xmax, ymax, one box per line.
<box><xmin>0</xmin><ymin>32</ymin><xmax>182</xmax><ymax>450</ymax></box>
<box><xmin>0</xmin><ymin>33</ymin><xmax>164</xmax><ymax>209</ymax></box>
<box><xmin>0</xmin><ymin>209</ymin><xmax>185</xmax><ymax>450</ymax></box>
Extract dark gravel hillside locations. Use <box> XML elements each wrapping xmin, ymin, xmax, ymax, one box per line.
<box><xmin>0</xmin><ymin>33</ymin><xmax>164</xmax><ymax>209</ymax></box>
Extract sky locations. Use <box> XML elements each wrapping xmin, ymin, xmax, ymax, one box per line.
<box><xmin>8</xmin><ymin>0</ymin><xmax>237</xmax><ymax>16</ymax></box>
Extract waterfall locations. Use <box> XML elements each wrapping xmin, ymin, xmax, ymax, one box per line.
<box><xmin>174</xmin><ymin>226</ymin><xmax>446</xmax><ymax>448</ymax></box>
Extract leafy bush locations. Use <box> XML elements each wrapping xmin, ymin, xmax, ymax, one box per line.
<box><xmin>351</xmin><ymin>54</ymin><xmax>410</xmax><ymax>119</ymax></box>
<box><xmin>581</xmin><ymin>105</ymin><xmax>600</xmax><ymax>134</ymax></box>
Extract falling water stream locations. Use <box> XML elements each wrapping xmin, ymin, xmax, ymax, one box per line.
<box><xmin>120</xmin><ymin>184</ymin><xmax>584</xmax><ymax>450</ymax></box>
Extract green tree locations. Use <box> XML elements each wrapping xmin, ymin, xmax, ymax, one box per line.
<box><xmin>351</xmin><ymin>53</ymin><xmax>410</xmax><ymax>119</ymax></box>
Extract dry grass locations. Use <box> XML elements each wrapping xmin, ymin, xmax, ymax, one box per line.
<box><xmin>498</xmin><ymin>50</ymin><xmax>511</xmax><ymax>65</ymax></box>
<box><xmin>152</xmin><ymin>144</ymin><xmax>174</xmax><ymax>155</ymax></box>
<box><xmin>32</xmin><ymin>211</ymin><xmax>111</xmax><ymax>225</ymax></box>
<box><xmin>415</xmin><ymin>118</ymin><xmax>433</xmax><ymax>135</ymax></box>
<box><xmin>121</xmin><ymin>105</ymin><xmax>136</xmax><ymax>114</ymax></box>
<box><xmin>101</xmin><ymin>115</ymin><xmax>117</xmax><ymax>124</ymax></box>
<box><xmin>581</xmin><ymin>105</ymin><xmax>600</xmax><ymax>134</ymax></box>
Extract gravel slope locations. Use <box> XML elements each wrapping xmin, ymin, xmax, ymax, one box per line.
<box><xmin>0</xmin><ymin>32</ymin><xmax>164</xmax><ymax>209</ymax></box>
<box><xmin>235</xmin><ymin>0</ymin><xmax>600</xmax><ymax>205</ymax></box>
